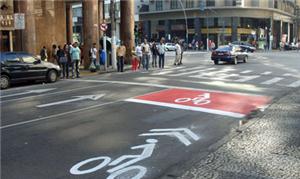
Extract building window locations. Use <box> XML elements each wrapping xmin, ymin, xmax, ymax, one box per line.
<box><xmin>251</xmin><ymin>0</ymin><xmax>259</xmax><ymax>7</ymax></box>
<box><xmin>170</xmin><ymin>0</ymin><xmax>179</xmax><ymax>9</ymax></box>
<box><xmin>225</xmin><ymin>0</ymin><xmax>232</xmax><ymax>6</ymax></box>
<box><xmin>206</xmin><ymin>0</ymin><xmax>215</xmax><ymax>7</ymax></box>
<box><xmin>156</xmin><ymin>0</ymin><xmax>163</xmax><ymax>11</ymax></box>
<box><xmin>185</xmin><ymin>0</ymin><xmax>194</xmax><ymax>8</ymax></box>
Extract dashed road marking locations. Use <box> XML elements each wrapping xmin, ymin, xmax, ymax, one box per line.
<box><xmin>261</xmin><ymin>77</ymin><xmax>284</xmax><ymax>85</ymax></box>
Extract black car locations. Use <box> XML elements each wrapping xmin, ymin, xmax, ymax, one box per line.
<box><xmin>231</xmin><ymin>41</ymin><xmax>256</xmax><ymax>52</ymax></box>
<box><xmin>211</xmin><ymin>45</ymin><xmax>248</xmax><ymax>65</ymax></box>
<box><xmin>1</xmin><ymin>52</ymin><xmax>61</xmax><ymax>89</ymax></box>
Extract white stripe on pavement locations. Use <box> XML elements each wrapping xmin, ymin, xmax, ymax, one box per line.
<box><xmin>168</xmin><ymin>68</ymin><xmax>216</xmax><ymax>77</ymax></box>
<box><xmin>125</xmin><ymin>99</ymin><xmax>245</xmax><ymax>118</ymax></box>
<box><xmin>261</xmin><ymin>77</ymin><xmax>283</xmax><ymax>85</ymax></box>
<box><xmin>261</xmin><ymin>71</ymin><xmax>272</xmax><ymax>75</ymax></box>
<box><xmin>235</xmin><ymin>75</ymin><xmax>261</xmax><ymax>82</ymax></box>
<box><xmin>287</xmin><ymin>80</ymin><xmax>300</xmax><ymax>88</ymax></box>
<box><xmin>240</xmin><ymin>70</ymin><xmax>252</xmax><ymax>74</ymax></box>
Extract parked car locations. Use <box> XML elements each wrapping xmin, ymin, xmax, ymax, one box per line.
<box><xmin>211</xmin><ymin>45</ymin><xmax>248</xmax><ymax>65</ymax></box>
<box><xmin>164</xmin><ymin>43</ymin><xmax>176</xmax><ymax>51</ymax></box>
<box><xmin>231</xmin><ymin>41</ymin><xmax>256</xmax><ymax>52</ymax></box>
<box><xmin>1</xmin><ymin>52</ymin><xmax>61</xmax><ymax>89</ymax></box>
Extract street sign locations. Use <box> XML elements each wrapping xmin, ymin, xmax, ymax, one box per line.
<box><xmin>100</xmin><ymin>23</ymin><xmax>108</xmax><ymax>32</ymax></box>
<box><xmin>14</xmin><ymin>13</ymin><xmax>25</xmax><ymax>30</ymax></box>
<box><xmin>126</xmin><ymin>88</ymin><xmax>270</xmax><ymax>118</ymax></box>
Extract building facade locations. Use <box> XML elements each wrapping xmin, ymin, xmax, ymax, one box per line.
<box><xmin>0</xmin><ymin>0</ymin><xmax>135</xmax><ymax>68</ymax></box>
<box><xmin>139</xmin><ymin>0</ymin><xmax>298</xmax><ymax>49</ymax></box>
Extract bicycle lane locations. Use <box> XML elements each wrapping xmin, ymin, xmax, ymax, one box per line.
<box><xmin>1</xmin><ymin>85</ymin><xmax>271</xmax><ymax>179</ymax></box>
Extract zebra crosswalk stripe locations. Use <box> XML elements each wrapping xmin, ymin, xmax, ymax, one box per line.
<box><xmin>261</xmin><ymin>71</ymin><xmax>272</xmax><ymax>75</ymax></box>
<box><xmin>240</xmin><ymin>70</ymin><xmax>252</xmax><ymax>74</ymax></box>
<box><xmin>287</xmin><ymin>80</ymin><xmax>300</xmax><ymax>88</ymax></box>
<box><xmin>168</xmin><ymin>68</ymin><xmax>216</xmax><ymax>77</ymax></box>
<box><xmin>261</xmin><ymin>77</ymin><xmax>283</xmax><ymax>85</ymax></box>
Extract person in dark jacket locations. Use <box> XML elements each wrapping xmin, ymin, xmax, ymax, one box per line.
<box><xmin>57</xmin><ymin>45</ymin><xmax>68</xmax><ymax>78</ymax></box>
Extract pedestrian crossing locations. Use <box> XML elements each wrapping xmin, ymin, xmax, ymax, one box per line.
<box><xmin>148</xmin><ymin>66</ymin><xmax>300</xmax><ymax>88</ymax></box>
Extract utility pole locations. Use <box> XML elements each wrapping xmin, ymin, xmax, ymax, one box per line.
<box><xmin>110</xmin><ymin>0</ymin><xmax>117</xmax><ymax>70</ymax></box>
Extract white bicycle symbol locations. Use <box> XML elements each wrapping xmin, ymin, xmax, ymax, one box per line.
<box><xmin>174</xmin><ymin>93</ymin><xmax>211</xmax><ymax>105</ymax></box>
<box><xmin>70</xmin><ymin>139</ymin><xmax>158</xmax><ymax>179</ymax></box>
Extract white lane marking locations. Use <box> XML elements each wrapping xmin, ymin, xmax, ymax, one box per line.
<box><xmin>72</xmin><ymin>79</ymin><xmax>266</xmax><ymax>97</ymax></box>
<box><xmin>261</xmin><ymin>71</ymin><xmax>272</xmax><ymax>75</ymax></box>
<box><xmin>148</xmin><ymin>128</ymin><xmax>200</xmax><ymax>141</ymax></box>
<box><xmin>178</xmin><ymin>66</ymin><xmax>205</xmax><ymax>72</ymax></box>
<box><xmin>240</xmin><ymin>70</ymin><xmax>252</xmax><ymax>74</ymax></box>
<box><xmin>1</xmin><ymin>88</ymin><xmax>56</xmax><ymax>98</ymax></box>
<box><xmin>287</xmin><ymin>80</ymin><xmax>300</xmax><ymax>87</ymax></box>
<box><xmin>125</xmin><ymin>98</ymin><xmax>245</xmax><ymax>118</ymax></box>
<box><xmin>235</xmin><ymin>75</ymin><xmax>260</xmax><ymax>82</ymax></box>
<box><xmin>283</xmin><ymin>73</ymin><xmax>294</xmax><ymax>77</ymax></box>
<box><xmin>0</xmin><ymin>84</ymin><xmax>106</xmax><ymax>103</ymax></box>
<box><xmin>261</xmin><ymin>77</ymin><xmax>284</xmax><ymax>85</ymax></box>
<box><xmin>36</xmin><ymin>94</ymin><xmax>105</xmax><ymax>108</ymax></box>
<box><xmin>168</xmin><ymin>68</ymin><xmax>216</xmax><ymax>77</ymax></box>
<box><xmin>0</xmin><ymin>100</ymin><xmax>119</xmax><ymax>130</ymax></box>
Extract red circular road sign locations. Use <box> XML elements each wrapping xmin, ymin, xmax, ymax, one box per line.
<box><xmin>100</xmin><ymin>23</ymin><xmax>108</xmax><ymax>31</ymax></box>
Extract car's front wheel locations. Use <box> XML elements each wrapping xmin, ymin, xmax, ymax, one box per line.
<box><xmin>1</xmin><ymin>75</ymin><xmax>10</xmax><ymax>89</ymax></box>
<box><xmin>233</xmin><ymin>57</ymin><xmax>238</xmax><ymax>65</ymax></box>
<box><xmin>47</xmin><ymin>70</ymin><xmax>58</xmax><ymax>83</ymax></box>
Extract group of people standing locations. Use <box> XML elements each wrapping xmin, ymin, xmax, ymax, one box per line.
<box><xmin>40</xmin><ymin>42</ymin><xmax>81</xmax><ymax>79</ymax></box>
<box><xmin>134</xmin><ymin>37</ymin><xmax>167</xmax><ymax>71</ymax></box>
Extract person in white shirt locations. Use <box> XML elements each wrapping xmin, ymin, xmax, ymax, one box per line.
<box><xmin>135</xmin><ymin>43</ymin><xmax>143</xmax><ymax>69</ymax></box>
<box><xmin>141</xmin><ymin>39</ymin><xmax>150</xmax><ymax>70</ymax></box>
<box><xmin>174</xmin><ymin>40</ymin><xmax>182</xmax><ymax>66</ymax></box>
<box><xmin>157</xmin><ymin>38</ymin><xmax>166</xmax><ymax>68</ymax></box>
<box><xmin>90</xmin><ymin>43</ymin><xmax>98</xmax><ymax>67</ymax></box>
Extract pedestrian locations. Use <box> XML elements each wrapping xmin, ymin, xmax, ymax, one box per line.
<box><xmin>99</xmin><ymin>45</ymin><xmax>106</xmax><ymax>71</ymax></box>
<box><xmin>174</xmin><ymin>39</ymin><xmax>182</xmax><ymax>66</ymax></box>
<box><xmin>280</xmin><ymin>41</ymin><xmax>284</xmax><ymax>51</ymax></box>
<box><xmin>157</xmin><ymin>38</ymin><xmax>165</xmax><ymax>69</ymax></box>
<box><xmin>89</xmin><ymin>43</ymin><xmax>97</xmax><ymax>72</ymax></box>
<box><xmin>65</xmin><ymin>43</ymin><xmax>72</xmax><ymax>78</ymax></box>
<box><xmin>135</xmin><ymin>43</ymin><xmax>143</xmax><ymax>69</ymax></box>
<box><xmin>179</xmin><ymin>40</ymin><xmax>184</xmax><ymax>65</ymax></box>
<box><xmin>52</xmin><ymin>44</ymin><xmax>58</xmax><ymax>65</ymax></box>
<box><xmin>116</xmin><ymin>41</ymin><xmax>126</xmax><ymax>72</ymax></box>
<box><xmin>141</xmin><ymin>38</ymin><xmax>150</xmax><ymax>71</ymax></box>
<box><xmin>57</xmin><ymin>45</ymin><xmax>68</xmax><ymax>79</ymax></box>
<box><xmin>297</xmin><ymin>40</ymin><xmax>300</xmax><ymax>52</ymax></box>
<box><xmin>211</xmin><ymin>41</ymin><xmax>216</xmax><ymax>51</ymax></box>
<box><xmin>69</xmin><ymin>42</ymin><xmax>81</xmax><ymax>78</ymax></box>
<box><xmin>195</xmin><ymin>41</ymin><xmax>199</xmax><ymax>51</ymax></box>
<box><xmin>151</xmin><ymin>40</ymin><xmax>158</xmax><ymax>68</ymax></box>
<box><xmin>131</xmin><ymin>51</ymin><xmax>139</xmax><ymax>71</ymax></box>
<box><xmin>40</xmin><ymin>46</ymin><xmax>47</xmax><ymax>61</ymax></box>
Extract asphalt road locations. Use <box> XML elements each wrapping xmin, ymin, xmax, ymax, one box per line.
<box><xmin>1</xmin><ymin>50</ymin><xmax>300</xmax><ymax>179</ymax></box>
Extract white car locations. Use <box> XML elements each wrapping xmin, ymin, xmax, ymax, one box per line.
<box><xmin>165</xmin><ymin>43</ymin><xmax>176</xmax><ymax>51</ymax></box>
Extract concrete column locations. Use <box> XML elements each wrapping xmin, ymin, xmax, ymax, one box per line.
<box><xmin>194</xmin><ymin>18</ymin><xmax>201</xmax><ymax>41</ymax></box>
<box><xmin>165</xmin><ymin>20</ymin><xmax>171</xmax><ymax>40</ymax></box>
<box><xmin>231</xmin><ymin>17</ymin><xmax>238</xmax><ymax>42</ymax></box>
<box><xmin>14</xmin><ymin>0</ymin><xmax>36</xmax><ymax>54</ymax></box>
<box><xmin>120</xmin><ymin>0</ymin><xmax>135</xmax><ymax>63</ymax></box>
<box><xmin>66</xmin><ymin>3</ymin><xmax>73</xmax><ymax>44</ymax></box>
<box><xmin>98</xmin><ymin>0</ymin><xmax>104</xmax><ymax>39</ymax></box>
<box><xmin>280</xmin><ymin>20</ymin><xmax>283</xmax><ymax>40</ymax></box>
<box><xmin>82</xmin><ymin>0</ymin><xmax>99</xmax><ymax>69</ymax></box>
<box><xmin>287</xmin><ymin>22</ymin><xmax>290</xmax><ymax>43</ymax></box>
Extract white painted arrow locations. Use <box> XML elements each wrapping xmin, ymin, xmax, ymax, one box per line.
<box><xmin>36</xmin><ymin>94</ymin><xmax>105</xmax><ymax>108</ymax></box>
<box><xmin>1</xmin><ymin>88</ymin><xmax>56</xmax><ymax>98</ymax></box>
<box><xmin>139</xmin><ymin>128</ymin><xmax>200</xmax><ymax>146</ymax></box>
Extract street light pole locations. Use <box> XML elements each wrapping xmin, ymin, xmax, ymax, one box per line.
<box><xmin>178</xmin><ymin>0</ymin><xmax>189</xmax><ymax>43</ymax></box>
<box><xmin>206</xmin><ymin>11</ymin><xmax>209</xmax><ymax>51</ymax></box>
<box><xmin>110</xmin><ymin>0</ymin><xmax>117</xmax><ymax>70</ymax></box>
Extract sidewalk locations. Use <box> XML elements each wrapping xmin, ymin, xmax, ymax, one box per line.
<box><xmin>177</xmin><ymin>89</ymin><xmax>300</xmax><ymax>179</ymax></box>
<box><xmin>79</xmin><ymin>65</ymin><xmax>132</xmax><ymax>77</ymax></box>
